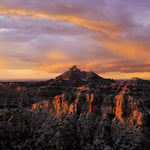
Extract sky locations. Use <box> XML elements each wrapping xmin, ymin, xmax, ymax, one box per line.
<box><xmin>0</xmin><ymin>0</ymin><xmax>150</xmax><ymax>80</ymax></box>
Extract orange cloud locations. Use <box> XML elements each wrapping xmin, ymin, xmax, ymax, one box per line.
<box><xmin>100</xmin><ymin>72</ymin><xmax>150</xmax><ymax>80</ymax></box>
<box><xmin>120</xmin><ymin>67</ymin><xmax>134</xmax><ymax>71</ymax></box>
<box><xmin>145</xmin><ymin>56</ymin><xmax>150</xmax><ymax>64</ymax></box>
<box><xmin>0</xmin><ymin>5</ymin><xmax>122</xmax><ymax>40</ymax></box>
<box><xmin>144</xmin><ymin>66</ymin><xmax>150</xmax><ymax>71</ymax></box>
<box><xmin>0</xmin><ymin>69</ymin><xmax>60</xmax><ymax>80</ymax></box>
<box><xmin>35</xmin><ymin>62</ymin><xmax>76</xmax><ymax>73</ymax></box>
<box><xmin>68</xmin><ymin>17</ymin><xmax>123</xmax><ymax>40</ymax></box>
<box><xmin>0</xmin><ymin>3</ymin><xmax>150</xmax><ymax>80</ymax></box>
<box><xmin>103</xmin><ymin>39</ymin><xmax>148</xmax><ymax>58</ymax></box>
<box><xmin>103</xmin><ymin>63</ymin><xmax>115</xmax><ymax>68</ymax></box>
<box><xmin>47</xmin><ymin>51</ymin><xmax>68</xmax><ymax>61</ymax></box>
<box><xmin>0</xmin><ymin>59</ymin><xmax>8</xmax><ymax>69</ymax></box>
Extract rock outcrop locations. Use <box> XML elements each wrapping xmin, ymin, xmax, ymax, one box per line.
<box><xmin>0</xmin><ymin>66</ymin><xmax>150</xmax><ymax>150</ymax></box>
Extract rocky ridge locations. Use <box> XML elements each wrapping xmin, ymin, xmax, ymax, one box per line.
<box><xmin>0</xmin><ymin>66</ymin><xmax>150</xmax><ymax>150</ymax></box>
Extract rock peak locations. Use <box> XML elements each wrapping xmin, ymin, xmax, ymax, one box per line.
<box><xmin>69</xmin><ymin>65</ymin><xmax>80</xmax><ymax>72</ymax></box>
<box><xmin>55</xmin><ymin>65</ymin><xmax>105</xmax><ymax>81</ymax></box>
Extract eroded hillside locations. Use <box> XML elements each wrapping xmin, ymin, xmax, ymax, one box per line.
<box><xmin>0</xmin><ymin>66</ymin><xmax>150</xmax><ymax>150</ymax></box>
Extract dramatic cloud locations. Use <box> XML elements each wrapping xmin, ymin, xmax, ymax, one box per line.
<box><xmin>0</xmin><ymin>0</ymin><xmax>150</xmax><ymax>79</ymax></box>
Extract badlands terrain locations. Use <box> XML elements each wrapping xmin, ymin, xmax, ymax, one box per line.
<box><xmin>0</xmin><ymin>66</ymin><xmax>150</xmax><ymax>150</ymax></box>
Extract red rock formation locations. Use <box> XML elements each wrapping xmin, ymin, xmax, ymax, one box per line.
<box><xmin>86</xmin><ymin>93</ymin><xmax>94</xmax><ymax>114</ymax></box>
<box><xmin>32</xmin><ymin>85</ymin><xmax>144</xmax><ymax>127</ymax></box>
<box><xmin>115</xmin><ymin>84</ymin><xmax>143</xmax><ymax>126</ymax></box>
<box><xmin>32</xmin><ymin>100</ymin><xmax>49</xmax><ymax>111</ymax></box>
<box><xmin>129</xmin><ymin>110</ymin><xmax>142</xmax><ymax>126</ymax></box>
<box><xmin>1</xmin><ymin>66</ymin><xmax>150</xmax><ymax>150</ymax></box>
<box><xmin>31</xmin><ymin>66</ymin><xmax>147</xmax><ymax>127</ymax></box>
<box><xmin>53</xmin><ymin>94</ymin><xmax>68</xmax><ymax>116</ymax></box>
<box><xmin>68</xmin><ymin>92</ymin><xmax>80</xmax><ymax>115</ymax></box>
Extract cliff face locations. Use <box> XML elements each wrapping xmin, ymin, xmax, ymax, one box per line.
<box><xmin>0</xmin><ymin>67</ymin><xmax>150</xmax><ymax>150</ymax></box>
<box><xmin>115</xmin><ymin>84</ymin><xmax>143</xmax><ymax>126</ymax></box>
<box><xmin>31</xmin><ymin>83</ymin><xmax>144</xmax><ymax>127</ymax></box>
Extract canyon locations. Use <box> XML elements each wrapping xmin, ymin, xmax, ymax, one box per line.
<box><xmin>0</xmin><ymin>66</ymin><xmax>150</xmax><ymax>150</ymax></box>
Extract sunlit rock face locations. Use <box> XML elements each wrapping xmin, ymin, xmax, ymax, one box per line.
<box><xmin>1</xmin><ymin>66</ymin><xmax>150</xmax><ymax>150</ymax></box>
<box><xmin>31</xmin><ymin>84</ymin><xmax>144</xmax><ymax>127</ymax></box>
<box><xmin>115</xmin><ymin>84</ymin><xmax>143</xmax><ymax>126</ymax></box>
<box><xmin>31</xmin><ymin>67</ymin><xmax>148</xmax><ymax>128</ymax></box>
